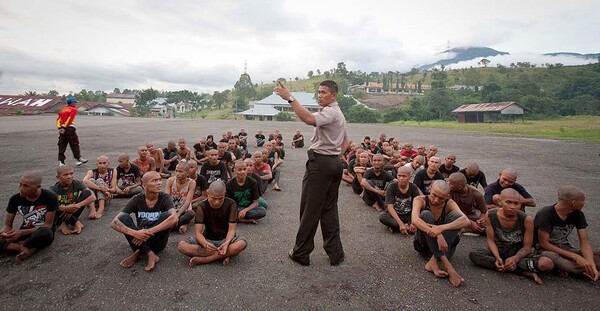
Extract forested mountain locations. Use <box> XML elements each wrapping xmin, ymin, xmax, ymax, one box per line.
<box><xmin>417</xmin><ymin>47</ymin><xmax>509</xmax><ymax>71</ymax></box>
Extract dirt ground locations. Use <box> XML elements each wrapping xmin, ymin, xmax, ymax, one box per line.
<box><xmin>0</xmin><ymin>115</ymin><xmax>598</xmax><ymax>311</ymax></box>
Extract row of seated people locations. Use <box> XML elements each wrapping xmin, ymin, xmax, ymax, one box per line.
<box><xmin>338</xmin><ymin>136</ymin><xmax>598</xmax><ymax>286</ymax></box>
<box><xmin>0</xmin><ymin>168</ymin><xmax>251</xmax><ymax>270</ymax></box>
<box><xmin>154</xmin><ymin>135</ymin><xmax>285</xmax><ymax>191</ymax></box>
<box><xmin>2</xmin><ymin>134</ymin><xmax>597</xmax><ymax>284</ymax></box>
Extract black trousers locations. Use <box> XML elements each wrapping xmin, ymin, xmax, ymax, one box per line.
<box><xmin>118</xmin><ymin>212</ymin><xmax>171</xmax><ymax>254</ymax></box>
<box><xmin>58</xmin><ymin>127</ymin><xmax>81</xmax><ymax>162</ymax></box>
<box><xmin>291</xmin><ymin>151</ymin><xmax>344</xmax><ymax>264</ymax></box>
<box><xmin>0</xmin><ymin>227</ymin><xmax>54</xmax><ymax>251</ymax></box>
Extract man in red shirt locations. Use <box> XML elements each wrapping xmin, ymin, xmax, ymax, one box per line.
<box><xmin>57</xmin><ymin>97</ymin><xmax>88</xmax><ymax>166</ymax></box>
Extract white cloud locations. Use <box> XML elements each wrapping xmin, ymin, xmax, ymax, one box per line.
<box><xmin>0</xmin><ymin>0</ymin><xmax>598</xmax><ymax>95</ymax></box>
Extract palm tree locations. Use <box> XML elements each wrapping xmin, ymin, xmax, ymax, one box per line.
<box><xmin>22</xmin><ymin>91</ymin><xmax>38</xmax><ymax>96</ymax></box>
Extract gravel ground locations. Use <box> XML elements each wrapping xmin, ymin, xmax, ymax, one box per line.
<box><xmin>0</xmin><ymin>115</ymin><xmax>598</xmax><ymax>311</ymax></box>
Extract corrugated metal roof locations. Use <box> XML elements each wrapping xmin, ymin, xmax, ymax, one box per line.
<box><xmin>452</xmin><ymin>102</ymin><xmax>522</xmax><ymax>113</ymax></box>
<box><xmin>236</xmin><ymin>105</ymin><xmax>281</xmax><ymax>116</ymax></box>
<box><xmin>253</xmin><ymin>92</ymin><xmax>319</xmax><ymax>107</ymax></box>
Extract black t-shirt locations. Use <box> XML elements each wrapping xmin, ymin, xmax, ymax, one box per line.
<box><xmin>205</xmin><ymin>142</ymin><xmax>217</xmax><ymax>150</ymax></box>
<box><xmin>292</xmin><ymin>134</ymin><xmax>304</xmax><ymax>147</ymax></box>
<box><xmin>385</xmin><ymin>182</ymin><xmax>421</xmax><ymax>216</ymax></box>
<box><xmin>49</xmin><ymin>180</ymin><xmax>89</xmax><ymax>206</ymax></box>
<box><xmin>195</xmin><ymin>197</ymin><xmax>238</xmax><ymax>241</ymax></box>
<box><xmin>438</xmin><ymin>164</ymin><xmax>460</xmax><ymax>180</ymax></box>
<box><xmin>226</xmin><ymin>177</ymin><xmax>259</xmax><ymax>208</ymax></box>
<box><xmin>218</xmin><ymin>152</ymin><xmax>233</xmax><ymax>164</ymax></box>
<box><xmin>6</xmin><ymin>189</ymin><xmax>58</xmax><ymax>229</ymax></box>
<box><xmin>458</xmin><ymin>168</ymin><xmax>487</xmax><ymax>188</ymax></box>
<box><xmin>363</xmin><ymin>169</ymin><xmax>395</xmax><ymax>190</ymax></box>
<box><xmin>116</xmin><ymin>164</ymin><xmax>142</xmax><ymax>187</ymax></box>
<box><xmin>200</xmin><ymin>161</ymin><xmax>228</xmax><ymax>185</ymax></box>
<box><xmin>122</xmin><ymin>192</ymin><xmax>174</xmax><ymax>229</ymax></box>
<box><xmin>255</xmin><ymin>134</ymin><xmax>266</xmax><ymax>147</ymax></box>
<box><xmin>192</xmin><ymin>174</ymin><xmax>209</xmax><ymax>199</ymax></box>
<box><xmin>163</xmin><ymin>148</ymin><xmax>177</xmax><ymax>160</ymax></box>
<box><xmin>413</xmin><ymin>169</ymin><xmax>444</xmax><ymax>195</ymax></box>
<box><xmin>192</xmin><ymin>143</ymin><xmax>205</xmax><ymax>159</ymax></box>
<box><xmin>484</xmin><ymin>180</ymin><xmax>532</xmax><ymax>205</ymax></box>
<box><xmin>534</xmin><ymin>204</ymin><xmax>588</xmax><ymax>247</ymax></box>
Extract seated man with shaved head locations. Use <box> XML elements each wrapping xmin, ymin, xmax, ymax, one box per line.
<box><xmin>484</xmin><ymin>168</ymin><xmax>535</xmax><ymax>211</ymax></box>
<box><xmin>379</xmin><ymin>166</ymin><xmax>422</xmax><ymax>235</ymax></box>
<box><xmin>114</xmin><ymin>153</ymin><xmax>143</xmax><ymax>198</ymax></box>
<box><xmin>50</xmin><ymin>165</ymin><xmax>96</xmax><ymax>235</ymax></box>
<box><xmin>470</xmin><ymin>189</ymin><xmax>554</xmax><ymax>284</ymax></box>
<box><xmin>403</xmin><ymin>155</ymin><xmax>424</xmax><ymax>182</ymax></box>
<box><xmin>165</xmin><ymin>162</ymin><xmax>197</xmax><ymax>234</ymax></box>
<box><xmin>412</xmin><ymin>180</ymin><xmax>470</xmax><ymax>287</ymax></box>
<box><xmin>133</xmin><ymin>145</ymin><xmax>156</xmax><ymax>176</ymax></box>
<box><xmin>111</xmin><ymin>171</ymin><xmax>178</xmax><ymax>272</ymax></box>
<box><xmin>535</xmin><ymin>185</ymin><xmax>600</xmax><ymax>281</ymax></box>
<box><xmin>200</xmin><ymin>149</ymin><xmax>228</xmax><ymax>186</ymax></box>
<box><xmin>448</xmin><ymin>173</ymin><xmax>487</xmax><ymax>235</ymax></box>
<box><xmin>458</xmin><ymin>162</ymin><xmax>487</xmax><ymax>190</ymax></box>
<box><xmin>413</xmin><ymin>156</ymin><xmax>444</xmax><ymax>195</ymax></box>
<box><xmin>187</xmin><ymin>160</ymin><xmax>208</xmax><ymax>210</ymax></box>
<box><xmin>177</xmin><ymin>180</ymin><xmax>247</xmax><ymax>267</ymax></box>
<box><xmin>360</xmin><ymin>154</ymin><xmax>395</xmax><ymax>211</ymax></box>
<box><xmin>0</xmin><ymin>171</ymin><xmax>58</xmax><ymax>261</ymax></box>
<box><xmin>226</xmin><ymin>161</ymin><xmax>266</xmax><ymax>224</ymax></box>
<box><xmin>438</xmin><ymin>153</ymin><xmax>460</xmax><ymax>180</ymax></box>
<box><xmin>83</xmin><ymin>155</ymin><xmax>117</xmax><ymax>219</ymax></box>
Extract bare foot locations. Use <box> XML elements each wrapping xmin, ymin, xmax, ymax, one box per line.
<box><xmin>222</xmin><ymin>257</ymin><xmax>230</xmax><ymax>266</ymax></box>
<box><xmin>120</xmin><ymin>250</ymin><xmax>140</xmax><ymax>268</ymax></box>
<box><xmin>72</xmin><ymin>221</ymin><xmax>84</xmax><ymax>234</ymax></box>
<box><xmin>523</xmin><ymin>271</ymin><xmax>544</xmax><ymax>285</ymax></box>
<box><xmin>272</xmin><ymin>185</ymin><xmax>281</xmax><ymax>191</ymax></box>
<box><xmin>88</xmin><ymin>211</ymin><xmax>97</xmax><ymax>220</ymax></box>
<box><xmin>189</xmin><ymin>256</ymin><xmax>208</xmax><ymax>267</ymax></box>
<box><xmin>16</xmin><ymin>247</ymin><xmax>35</xmax><ymax>261</ymax></box>
<box><xmin>145</xmin><ymin>252</ymin><xmax>160</xmax><ymax>272</ymax></box>
<box><xmin>59</xmin><ymin>223</ymin><xmax>72</xmax><ymax>235</ymax></box>
<box><xmin>178</xmin><ymin>224</ymin><xmax>189</xmax><ymax>234</ymax></box>
<box><xmin>425</xmin><ymin>258</ymin><xmax>449</xmax><ymax>278</ymax></box>
<box><xmin>448</xmin><ymin>270</ymin><xmax>465</xmax><ymax>287</ymax></box>
<box><xmin>239</xmin><ymin>219</ymin><xmax>257</xmax><ymax>224</ymax></box>
<box><xmin>96</xmin><ymin>207</ymin><xmax>105</xmax><ymax>219</ymax></box>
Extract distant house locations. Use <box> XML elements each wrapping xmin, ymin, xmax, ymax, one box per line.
<box><xmin>452</xmin><ymin>102</ymin><xmax>525</xmax><ymax>123</ymax></box>
<box><xmin>146</xmin><ymin>97</ymin><xmax>196</xmax><ymax>117</ymax></box>
<box><xmin>106</xmin><ymin>93</ymin><xmax>136</xmax><ymax>105</ymax></box>
<box><xmin>349</xmin><ymin>82</ymin><xmax>431</xmax><ymax>94</ymax></box>
<box><xmin>80</xmin><ymin>102</ymin><xmax>133</xmax><ymax>117</ymax></box>
<box><xmin>236</xmin><ymin>92</ymin><xmax>321</xmax><ymax>121</ymax></box>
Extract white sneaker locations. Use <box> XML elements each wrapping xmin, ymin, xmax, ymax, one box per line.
<box><xmin>59</xmin><ymin>161</ymin><xmax>66</xmax><ymax>166</ymax></box>
<box><xmin>76</xmin><ymin>158</ymin><xmax>88</xmax><ymax>166</ymax></box>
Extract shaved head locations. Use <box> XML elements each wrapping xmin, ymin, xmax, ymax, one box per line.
<box><xmin>448</xmin><ymin>172</ymin><xmax>467</xmax><ymax>186</ymax></box>
<box><xmin>22</xmin><ymin>170</ymin><xmax>43</xmax><ymax>185</ymax></box>
<box><xmin>501</xmin><ymin>168</ymin><xmax>518</xmax><ymax>178</ymax></box>
<box><xmin>500</xmin><ymin>188</ymin><xmax>521</xmax><ymax>198</ymax></box>
<box><xmin>142</xmin><ymin>171</ymin><xmax>160</xmax><ymax>185</ymax></box>
<box><xmin>431</xmin><ymin>180</ymin><xmax>450</xmax><ymax>193</ymax></box>
<box><xmin>208</xmin><ymin>180</ymin><xmax>226</xmax><ymax>195</ymax></box>
<box><xmin>557</xmin><ymin>185</ymin><xmax>585</xmax><ymax>203</ymax></box>
<box><xmin>56</xmin><ymin>165</ymin><xmax>73</xmax><ymax>175</ymax></box>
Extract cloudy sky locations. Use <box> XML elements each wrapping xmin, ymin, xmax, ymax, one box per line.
<box><xmin>1</xmin><ymin>0</ymin><xmax>599</xmax><ymax>95</ymax></box>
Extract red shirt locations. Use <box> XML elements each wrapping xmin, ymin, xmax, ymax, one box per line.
<box><xmin>56</xmin><ymin>105</ymin><xmax>78</xmax><ymax>128</ymax></box>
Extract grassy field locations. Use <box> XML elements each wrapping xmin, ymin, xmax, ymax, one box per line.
<box><xmin>389</xmin><ymin>116</ymin><xmax>600</xmax><ymax>142</ymax></box>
